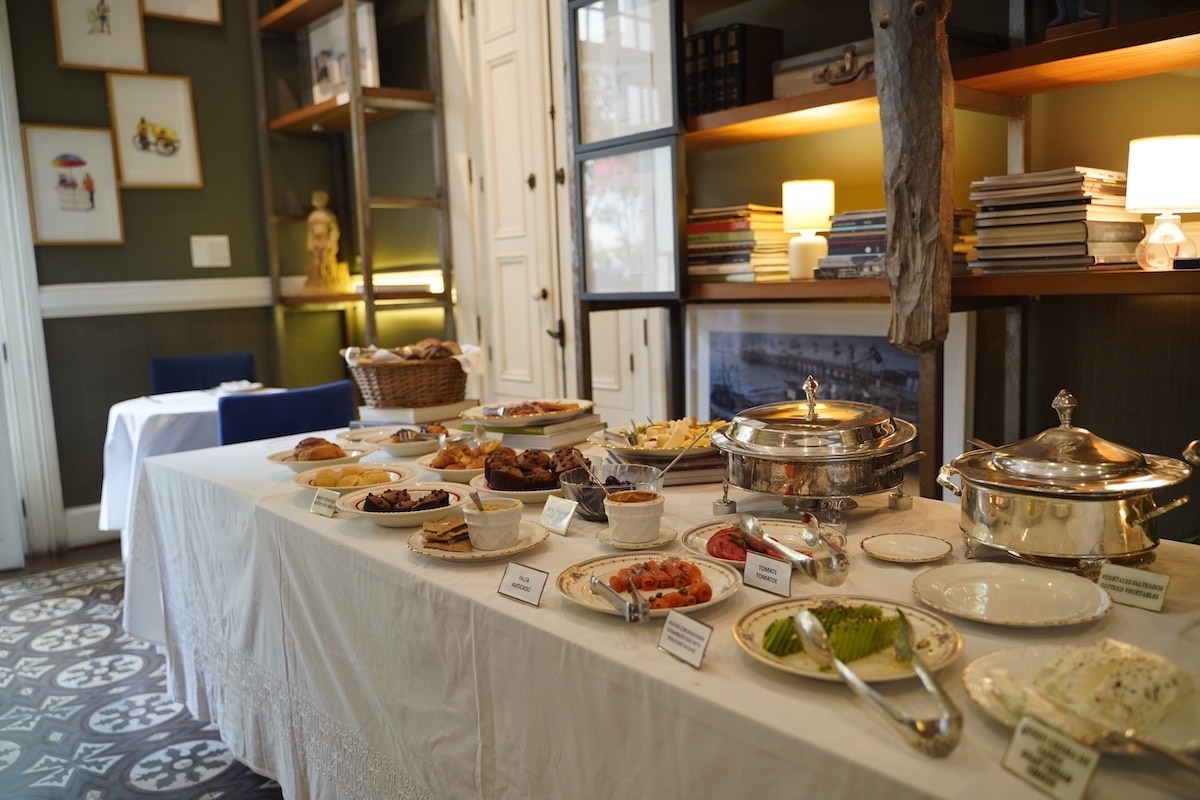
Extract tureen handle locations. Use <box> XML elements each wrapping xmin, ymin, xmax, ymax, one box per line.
<box><xmin>803</xmin><ymin>375</ymin><xmax>819</xmax><ymax>421</ymax></box>
<box><xmin>1051</xmin><ymin>389</ymin><xmax>1077</xmax><ymax>428</ymax></box>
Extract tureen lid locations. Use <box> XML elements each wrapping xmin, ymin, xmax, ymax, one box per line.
<box><xmin>710</xmin><ymin>375</ymin><xmax>916</xmax><ymax>460</ymax></box>
<box><xmin>950</xmin><ymin>390</ymin><xmax>1191</xmax><ymax>494</ymax></box>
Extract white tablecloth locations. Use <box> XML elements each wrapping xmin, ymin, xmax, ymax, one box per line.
<box><xmin>128</xmin><ymin>434</ymin><xmax>1200</xmax><ymax>800</ymax></box>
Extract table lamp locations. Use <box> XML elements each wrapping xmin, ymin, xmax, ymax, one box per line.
<box><xmin>1125</xmin><ymin>135</ymin><xmax>1200</xmax><ymax>270</ymax></box>
<box><xmin>782</xmin><ymin>179</ymin><xmax>835</xmax><ymax>280</ymax></box>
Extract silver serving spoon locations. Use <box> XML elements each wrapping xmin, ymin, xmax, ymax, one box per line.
<box><xmin>737</xmin><ymin>514</ymin><xmax>847</xmax><ymax>586</ymax></box>
<box><xmin>793</xmin><ymin>609</ymin><xmax>961</xmax><ymax>758</ymax></box>
<box><xmin>469</xmin><ymin>491</ymin><xmax>484</xmax><ymax>510</ymax></box>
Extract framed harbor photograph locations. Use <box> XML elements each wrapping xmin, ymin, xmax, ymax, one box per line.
<box><xmin>53</xmin><ymin>0</ymin><xmax>147</xmax><ymax>73</ymax></box>
<box><xmin>107</xmin><ymin>73</ymin><xmax>203</xmax><ymax>188</ymax></box>
<box><xmin>21</xmin><ymin>124</ymin><xmax>124</xmax><ymax>245</ymax></box>
<box><xmin>687</xmin><ymin>303</ymin><xmax>975</xmax><ymax>491</ymax></box>
<box><xmin>143</xmin><ymin>0</ymin><xmax>222</xmax><ymax>25</ymax></box>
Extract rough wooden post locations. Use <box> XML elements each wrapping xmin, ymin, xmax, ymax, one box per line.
<box><xmin>870</xmin><ymin>0</ymin><xmax>954</xmax><ymax>354</ymax></box>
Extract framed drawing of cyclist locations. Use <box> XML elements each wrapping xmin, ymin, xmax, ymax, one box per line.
<box><xmin>21</xmin><ymin>124</ymin><xmax>124</xmax><ymax>245</ymax></box>
<box><xmin>53</xmin><ymin>0</ymin><xmax>147</xmax><ymax>73</ymax></box>
<box><xmin>107</xmin><ymin>73</ymin><xmax>203</xmax><ymax>188</ymax></box>
<box><xmin>143</xmin><ymin>0</ymin><xmax>222</xmax><ymax>25</ymax></box>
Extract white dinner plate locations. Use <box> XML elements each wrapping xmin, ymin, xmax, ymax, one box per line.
<box><xmin>290</xmin><ymin>462</ymin><xmax>418</xmax><ymax>495</ymax></box>
<box><xmin>267</xmin><ymin>443</ymin><xmax>378</xmax><ymax>473</ymax></box>
<box><xmin>459</xmin><ymin>399</ymin><xmax>593</xmax><ymax>427</ymax></box>
<box><xmin>215</xmin><ymin>380</ymin><xmax>264</xmax><ymax>394</ymax></box>
<box><xmin>338</xmin><ymin>427</ymin><xmax>444</xmax><ymax>458</ymax></box>
<box><xmin>596</xmin><ymin>525</ymin><xmax>678</xmax><ymax>551</ymax></box>
<box><xmin>415</xmin><ymin>452</ymin><xmax>485</xmax><ymax>483</ymax></box>
<box><xmin>860</xmin><ymin>532</ymin><xmax>953</xmax><ymax>564</ymax></box>
<box><xmin>406</xmin><ymin>519</ymin><xmax>550</xmax><ymax>562</ymax></box>
<box><xmin>732</xmin><ymin>595</ymin><xmax>963</xmax><ymax>683</ymax></box>
<box><xmin>468</xmin><ymin>473</ymin><xmax>563</xmax><ymax>504</ymax></box>
<box><xmin>680</xmin><ymin>518</ymin><xmax>847</xmax><ymax>571</ymax></box>
<box><xmin>962</xmin><ymin>644</ymin><xmax>1200</xmax><ymax>754</ymax></box>
<box><xmin>335</xmin><ymin>482</ymin><xmax>469</xmax><ymax>528</ymax></box>
<box><xmin>557</xmin><ymin>552</ymin><xmax>740</xmax><ymax>618</ymax></box>
<box><xmin>912</xmin><ymin>562</ymin><xmax>1111</xmax><ymax>627</ymax></box>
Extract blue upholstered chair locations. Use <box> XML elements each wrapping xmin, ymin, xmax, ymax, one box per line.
<box><xmin>216</xmin><ymin>379</ymin><xmax>356</xmax><ymax>445</ymax></box>
<box><xmin>149</xmin><ymin>352</ymin><xmax>257</xmax><ymax>394</ymax></box>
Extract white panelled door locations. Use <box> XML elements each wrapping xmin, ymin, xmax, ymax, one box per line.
<box><xmin>472</xmin><ymin>0</ymin><xmax>563</xmax><ymax>402</ymax></box>
<box><xmin>588</xmin><ymin>309</ymin><xmax>667</xmax><ymax>428</ymax></box>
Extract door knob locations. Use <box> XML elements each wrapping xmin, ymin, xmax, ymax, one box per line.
<box><xmin>527</xmin><ymin>173</ymin><xmax>536</xmax><ymax>190</ymax></box>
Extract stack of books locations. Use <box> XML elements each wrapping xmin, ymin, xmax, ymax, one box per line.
<box><xmin>686</xmin><ymin>204</ymin><xmax>791</xmax><ymax>283</ymax></box>
<box><xmin>459</xmin><ymin>412</ymin><xmax>605</xmax><ymax>450</ymax></box>
<box><xmin>683</xmin><ymin>24</ymin><xmax>783</xmax><ymax>117</ymax></box>
<box><xmin>968</xmin><ymin>166</ymin><xmax>1145</xmax><ymax>272</ymax></box>
<box><xmin>815</xmin><ymin>209</ymin><xmax>887</xmax><ymax>279</ymax></box>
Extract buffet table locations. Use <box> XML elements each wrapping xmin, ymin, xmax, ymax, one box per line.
<box><xmin>127</xmin><ymin>432</ymin><xmax>1200</xmax><ymax>800</ymax></box>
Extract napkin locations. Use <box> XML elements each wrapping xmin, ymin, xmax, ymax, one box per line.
<box><xmin>215</xmin><ymin>380</ymin><xmax>264</xmax><ymax>394</ymax></box>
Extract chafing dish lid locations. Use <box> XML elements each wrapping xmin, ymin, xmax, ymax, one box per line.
<box><xmin>951</xmin><ymin>390</ymin><xmax>1191</xmax><ymax>493</ymax></box>
<box><xmin>711</xmin><ymin>375</ymin><xmax>916</xmax><ymax>459</ymax></box>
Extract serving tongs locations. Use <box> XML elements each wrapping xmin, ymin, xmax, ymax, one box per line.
<box><xmin>589</xmin><ymin>575</ymin><xmax>650</xmax><ymax>623</ymax></box>
<box><xmin>793</xmin><ymin>609</ymin><xmax>962</xmax><ymax>757</ymax></box>
<box><xmin>737</xmin><ymin>513</ymin><xmax>848</xmax><ymax>587</ymax></box>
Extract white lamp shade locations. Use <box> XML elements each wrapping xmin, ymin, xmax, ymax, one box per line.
<box><xmin>1125</xmin><ymin>135</ymin><xmax>1200</xmax><ymax>214</ymax></box>
<box><xmin>782</xmin><ymin>179</ymin><xmax>835</xmax><ymax>232</ymax></box>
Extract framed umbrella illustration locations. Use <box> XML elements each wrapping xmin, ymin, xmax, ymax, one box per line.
<box><xmin>21</xmin><ymin>124</ymin><xmax>124</xmax><ymax>245</ymax></box>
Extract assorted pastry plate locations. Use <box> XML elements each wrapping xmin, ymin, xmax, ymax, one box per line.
<box><xmin>468</xmin><ymin>473</ymin><xmax>563</xmax><ymax>504</ymax></box>
<box><xmin>732</xmin><ymin>595</ymin><xmax>963</xmax><ymax>683</ymax></box>
<box><xmin>860</xmin><ymin>532</ymin><xmax>953</xmax><ymax>564</ymax></box>
<box><xmin>266</xmin><ymin>444</ymin><xmax>378</xmax><ymax>473</ymax></box>
<box><xmin>680</xmin><ymin>518</ymin><xmax>847</xmax><ymax>571</ymax></box>
<box><xmin>459</xmin><ymin>399</ymin><xmax>593</xmax><ymax>427</ymax></box>
<box><xmin>406</xmin><ymin>520</ymin><xmax>550</xmax><ymax>562</ymax></box>
<box><xmin>912</xmin><ymin>562</ymin><xmax>1111</xmax><ymax>627</ymax></box>
<box><xmin>335</xmin><ymin>482</ymin><xmax>469</xmax><ymax>528</ymax></box>
<box><xmin>415</xmin><ymin>452</ymin><xmax>485</xmax><ymax>483</ymax></box>
<box><xmin>556</xmin><ymin>552</ymin><xmax>740</xmax><ymax>618</ymax></box>
<box><xmin>290</xmin><ymin>462</ymin><xmax>418</xmax><ymax>495</ymax></box>
<box><xmin>338</xmin><ymin>427</ymin><xmax>445</xmax><ymax>458</ymax></box>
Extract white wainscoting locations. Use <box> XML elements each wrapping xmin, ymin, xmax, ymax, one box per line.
<box><xmin>40</xmin><ymin>277</ymin><xmax>275</xmax><ymax>319</ymax></box>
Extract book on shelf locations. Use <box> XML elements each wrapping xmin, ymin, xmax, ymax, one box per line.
<box><xmin>685</xmin><ymin>216</ymin><xmax>784</xmax><ymax>234</ymax></box>
<box><xmin>830</xmin><ymin>208</ymin><xmax>887</xmax><ymax>223</ymax></box>
<box><xmin>357</xmin><ymin>398</ymin><xmax>480</xmax><ymax>425</ymax></box>
<box><xmin>816</xmin><ymin>252</ymin><xmax>887</xmax><ymax>268</ymax></box>
<box><xmin>688</xmin><ymin>258</ymin><xmax>788</xmax><ymax>274</ymax></box>
<box><xmin>971</xmin><ymin>165</ymin><xmax>1127</xmax><ymax>190</ymax></box>
<box><xmin>974</xmin><ymin>219</ymin><xmax>1146</xmax><ymax>246</ymax></box>
<box><xmin>975</xmin><ymin>206</ymin><xmax>1146</xmax><ymax>226</ymax></box>
<box><xmin>814</xmin><ymin>262</ymin><xmax>888</xmax><ymax>279</ymax></box>
<box><xmin>686</xmin><ymin>229</ymin><xmax>792</xmax><ymax>245</ymax></box>
<box><xmin>689</xmin><ymin>203</ymin><xmax>782</xmax><ymax>218</ymax></box>
<box><xmin>974</xmin><ymin>241</ymin><xmax>1138</xmax><ymax>260</ymax></box>
<box><xmin>717</xmin><ymin>23</ymin><xmax>783</xmax><ymax>110</ymax></box>
<box><xmin>693</xmin><ymin>30</ymin><xmax>713</xmax><ymax>115</ymax></box>
<box><xmin>968</xmin><ymin>252</ymin><xmax>1138</xmax><ymax>271</ymax></box>
<box><xmin>690</xmin><ymin>270</ymin><xmax>792</xmax><ymax>283</ymax></box>
<box><xmin>975</xmin><ymin>189</ymin><xmax>1129</xmax><ymax>209</ymax></box>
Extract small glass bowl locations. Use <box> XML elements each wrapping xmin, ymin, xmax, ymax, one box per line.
<box><xmin>558</xmin><ymin>463</ymin><xmax>664</xmax><ymax>522</ymax></box>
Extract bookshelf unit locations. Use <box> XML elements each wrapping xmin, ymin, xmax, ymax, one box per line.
<box><xmin>644</xmin><ymin>4</ymin><xmax>1200</xmax><ymax>499</ymax></box>
<box><xmin>250</xmin><ymin>0</ymin><xmax>453</xmax><ymax>363</ymax></box>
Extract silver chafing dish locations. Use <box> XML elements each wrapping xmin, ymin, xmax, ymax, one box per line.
<box><xmin>938</xmin><ymin>389</ymin><xmax>1191</xmax><ymax>573</ymax></box>
<box><xmin>711</xmin><ymin>376</ymin><xmax>923</xmax><ymax>524</ymax></box>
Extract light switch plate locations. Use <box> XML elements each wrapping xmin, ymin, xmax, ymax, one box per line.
<box><xmin>190</xmin><ymin>235</ymin><xmax>231</xmax><ymax>268</ymax></box>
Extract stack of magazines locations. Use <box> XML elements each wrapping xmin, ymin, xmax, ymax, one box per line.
<box><xmin>968</xmin><ymin>166</ymin><xmax>1145</xmax><ymax>273</ymax></box>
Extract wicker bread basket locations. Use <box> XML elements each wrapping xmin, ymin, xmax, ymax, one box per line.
<box><xmin>350</xmin><ymin>357</ymin><xmax>467</xmax><ymax>408</ymax></box>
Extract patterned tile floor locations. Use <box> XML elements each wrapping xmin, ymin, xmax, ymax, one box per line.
<box><xmin>0</xmin><ymin>559</ymin><xmax>284</xmax><ymax>798</ymax></box>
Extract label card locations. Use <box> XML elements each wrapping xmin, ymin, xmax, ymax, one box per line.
<box><xmin>311</xmin><ymin>489</ymin><xmax>340</xmax><ymax>517</ymax></box>
<box><xmin>743</xmin><ymin>551</ymin><xmax>791</xmax><ymax>597</ymax></box>
<box><xmin>539</xmin><ymin>495</ymin><xmax>577</xmax><ymax>535</ymax></box>
<box><xmin>1097</xmin><ymin>563</ymin><xmax>1169</xmax><ymax>611</ymax></box>
<box><xmin>498</xmin><ymin>562</ymin><xmax>548</xmax><ymax>607</ymax></box>
<box><xmin>1002</xmin><ymin>715</ymin><xmax>1099</xmax><ymax>800</ymax></box>
<box><xmin>657</xmin><ymin>610</ymin><xmax>713</xmax><ymax>669</ymax></box>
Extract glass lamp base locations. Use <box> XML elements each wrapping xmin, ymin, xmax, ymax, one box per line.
<box><xmin>1137</xmin><ymin>213</ymin><xmax>1199</xmax><ymax>271</ymax></box>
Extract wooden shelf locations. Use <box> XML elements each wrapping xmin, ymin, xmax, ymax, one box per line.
<box><xmin>682</xmin><ymin>12</ymin><xmax>1200</xmax><ymax>152</ymax></box>
<box><xmin>686</xmin><ymin>270</ymin><xmax>1200</xmax><ymax>303</ymax></box>
<box><xmin>259</xmin><ymin>0</ymin><xmax>345</xmax><ymax>33</ymax></box>
<box><xmin>268</xmin><ymin>87</ymin><xmax>436</xmax><ymax>135</ymax></box>
<box><xmin>280</xmin><ymin>288</ymin><xmax>448</xmax><ymax>306</ymax></box>
<box><xmin>955</xmin><ymin>12</ymin><xmax>1200</xmax><ymax>95</ymax></box>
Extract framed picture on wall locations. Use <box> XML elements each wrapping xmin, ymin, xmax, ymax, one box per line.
<box><xmin>107</xmin><ymin>73</ymin><xmax>203</xmax><ymax>188</ymax></box>
<box><xmin>52</xmin><ymin>0</ymin><xmax>147</xmax><ymax>73</ymax></box>
<box><xmin>143</xmin><ymin>0</ymin><xmax>222</xmax><ymax>25</ymax></box>
<box><xmin>686</xmin><ymin>303</ymin><xmax>975</xmax><ymax>495</ymax></box>
<box><xmin>21</xmin><ymin>124</ymin><xmax>124</xmax><ymax>245</ymax></box>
